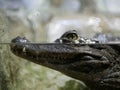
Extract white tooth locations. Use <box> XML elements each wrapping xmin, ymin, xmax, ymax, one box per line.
<box><xmin>75</xmin><ymin>40</ymin><xmax>79</xmax><ymax>44</ymax></box>
<box><xmin>60</xmin><ymin>39</ymin><xmax>63</xmax><ymax>43</ymax></box>
<box><xmin>23</xmin><ymin>47</ymin><xmax>26</xmax><ymax>52</ymax></box>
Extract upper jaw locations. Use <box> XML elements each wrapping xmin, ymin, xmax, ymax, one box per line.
<box><xmin>10</xmin><ymin>36</ymin><xmax>109</xmax><ymax>69</ymax></box>
<box><xmin>10</xmin><ymin>37</ymin><xmax>101</xmax><ymax>57</ymax></box>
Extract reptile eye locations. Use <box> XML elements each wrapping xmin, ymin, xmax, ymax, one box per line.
<box><xmin>66</xmin><ymin>33</ymin><xmax>78</xmax><ymax>40</ymax></box>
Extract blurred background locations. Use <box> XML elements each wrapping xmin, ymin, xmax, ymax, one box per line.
<box><xmin>0</xmin><ymin>0</ymin><xmax>120</xmax><ymax>90</ymax></box>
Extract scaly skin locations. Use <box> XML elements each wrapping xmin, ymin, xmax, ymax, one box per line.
<box><xmin>10</xmin><ymin>31</ymin><xmax>120</xmax><ymax>90</ymax></box>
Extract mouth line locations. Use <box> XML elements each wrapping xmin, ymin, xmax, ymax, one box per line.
<box><xmin>11</xmin><ymin>44</ymin><xmax>103</xmax><ymax>65</ymax></box>
<box><xmin>13</xmin><ymin>49</ymin><xmax>102</xmax><ymax>65</ymax></box>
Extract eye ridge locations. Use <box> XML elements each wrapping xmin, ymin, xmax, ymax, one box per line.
<box><xmin>61</xmin><ymin>30</ymin><xmax>79</xmax><ymax>40</ymax></box>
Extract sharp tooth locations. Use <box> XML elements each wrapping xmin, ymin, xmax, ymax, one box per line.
<box><xmin>23</xmin><ymin>47</ymin><xmax>26</xmax><ymax>52</ymax></box>
<box><xmin>60</xmin><ymin>39</ymin><xmax>63</xmax><ymax>43</ymax></box>
<box><xmin>75</xmin><ymin>40</ymin><xmax>79</xmax><ymax>44</ymax></box>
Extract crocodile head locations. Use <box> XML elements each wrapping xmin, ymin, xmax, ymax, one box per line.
<box><xmin>10</xmin><ymin>30</ymin><xmax>120</xmax><ymax>90</ymax></box>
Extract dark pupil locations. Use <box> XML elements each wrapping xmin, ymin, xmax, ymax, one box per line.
<box><xmin>66</xmin><ymin>34</ymin><xmax>77</xmax><ymax>40</ymax></box>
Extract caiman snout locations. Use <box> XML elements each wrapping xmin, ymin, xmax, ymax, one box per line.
<box><xmin>11</xmin><ymin>36</ymin><xmax>29</xmax><ymax>43</ymax></box>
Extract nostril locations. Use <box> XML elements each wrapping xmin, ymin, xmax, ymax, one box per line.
<box><xmin>11</xmin><ymin>36</ymin><xmax>22</xmax><ymax>43</ymax></box>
